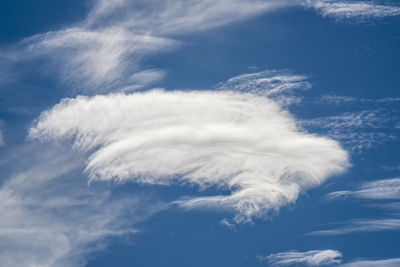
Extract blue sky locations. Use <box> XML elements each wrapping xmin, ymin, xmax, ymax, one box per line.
<box><xmin>0</xmin><ymin>1</ymin><xmax>400</xmax><ymax>266</ymax></box>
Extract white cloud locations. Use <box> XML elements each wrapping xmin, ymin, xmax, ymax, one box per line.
<box><xmin>0</xmin><ymin>145</ymin><xmax>164</xmax><ymax>267</ymax></box>
<box><xmin>308</xmin><ymin>218</ymin><xmax>400</xmax><ymax>236</ymax></box>
<box><xmin>261</xmin><ymin>250</ymin><xmax>400</xmax><ymax>267</ymax></box>
<box><xmin>303</xmin><ymin>110</ymin><xmax>386</xmax><ymax>131</ymax></box>
<box><xmin>29</xmin><ymin>89</ymin><xmax>348</xmax><ymax>223</ymax></box>
<box><xmin>19</xmin><ymin>27</ymin><xmax>175</xmax><ymax>92</ymax></box>
<box><xmin>261</xmin><ymin>249</ymin><xmax>342</xmax><ymax>266</ymax></box>
<box><xmin>3</xmin><ymin>0</ymin><xmax>399</xmax><ymax>92</ymax></box>
<box><xmin>307</xmin><ymin>0</ymin><xmax>400</xmax><ymax>20</ymax></box>
<box><xmin>301</xmin><ymin>110</ymin><xmax>395</xmax><ymax>152</ymax></box>
<box><xmin>340</xmin><ymin>258</ymin><xmax>400</xmax><ymax>267</ymax></box>
<box><xmin>314</xmin><ymin>178</ymin><xmax>400</xmax><ymax>236</ymax></box>
<box><xmin>215</xmin><ymin>70</ymin><xmax>311</xmax><ymax>106</ymax></box>
<box><xmin>4</xmin><ymin>0</ymin><xmax>290</xmax><ymax>93</ymax></box>
<box><xmin>84</xmin><ymin>0</ymin><xmax>289</xmax><ymax>34</ymax></box>
<box><xmin>327</xmin><ymin>178</ymin><xmax>400</xmax><ymax>200</ymax></box>
<box><xmin>305</xmin><ymin>94</ymin><xmax>400</xmax><ymax>153</ymax></box>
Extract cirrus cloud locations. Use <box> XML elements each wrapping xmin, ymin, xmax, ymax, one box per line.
<box><xmin>0</xmin><ymin>145</ymin><xmax>164</xmax><ymax>267</ymax></box>
<box><xmin>30</xmin><ymin>89</ymin><xmax>348</xmax><ymax>223</ymax></box>
<box><xmin>307</xmin><ymin>0</ymin><xmax>400</xmax><ymax>21</ymax></box>
<box><xmin>3</xmin><ymin>0</ymin><xmax>289</xmax><ymax>93</ymax></box>
<box><xmin>340</xmin><ymin>258</ymin><xmax>400</xmax><ymax>267</ymax></box>
<box><xmin>261</xmin><ymin>249</ymin><xmax>342</xmax><ymax>266</ymax></box>
<box><xmin>326</xmin><ymin>177</ymin><xmax>400</xmax><ymax>201</ymax></box>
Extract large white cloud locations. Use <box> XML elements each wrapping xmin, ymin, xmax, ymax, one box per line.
<box><xmin>30</xmin><ymin>89</ymin><xmax>348</xmax><ymax>223</ymax></box>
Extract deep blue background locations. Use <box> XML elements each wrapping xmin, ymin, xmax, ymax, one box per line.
<box><xmin>0</xmin><ymin>1</ymin><xmax>399</xmax><ymax>266</ymax></box>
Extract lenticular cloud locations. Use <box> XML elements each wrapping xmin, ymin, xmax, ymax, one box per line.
<box><xmin>30</xmin><ymin>90</ymin><xmax>348</xmax><ymax>222</ymax></box>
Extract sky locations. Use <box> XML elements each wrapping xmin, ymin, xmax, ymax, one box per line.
<box><xmin>0</xmin><ymin>0</ymin><xmax>400</xmax><ymax>266</ymax></box>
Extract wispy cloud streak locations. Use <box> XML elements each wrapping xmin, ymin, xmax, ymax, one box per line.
<box><xmin>260</xmin><ymin>249</ymin><xmax>342</xmax><ymax>266</ymax></box>
<box><xmin>301</xmin><ymin>109</ymin><xmax>397</xmax><ymax>152</ymax></box>
<box><xmin>215</xmin><ymin>70</ymin><xmax>311</xmax><ymax>106</ymax></box>
<box><xmin>313</xmin><ymin>178</ymin><xmax>400</xmax><ymax>236</ymax></box>
<box><xmin>307</xmin><ymin>0</ymin><xmax>400</xmax><ymax>20</ymax></box>
<box><xmin>327</xmin><ymin>178</ymin><xmax>400</xmax><ymax>201</ymax></box>
<box><xmin>0</xmin><ymin>145</ymin><xmax>164</xmax><ymax>266</ymax></box>
<box><xmin>308</xmin><ymin>218</ymin><xmax>400</xmax><ymax>236</ymax></box>
<box><xmin>321</xmin><ymin>95</ymin><xmax>400</xmax><ymax>105</ymax></box>
<box><xmin>16</xmin><ymin>26</ymin><xmax>175</xmax><ymax>92</ymax></box>
<box><xmin>340</xmin><ymin>258</ymin><xmax>400</xmax><ymax>267</ymax></box>
<box><xmin>4</xmin><ymin>0</ymin><xmax>399</xmax><ymax>93</ymax></box>
<box><xmin>2</xmin><ymin>0</ymin><xmax>289</xmax><ymax>93</ymax></box>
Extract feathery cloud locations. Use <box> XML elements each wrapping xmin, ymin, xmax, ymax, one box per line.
<box><xmin>0</xmin><ymin>145</ymin><xmax>164</xmax><ymax>266</ymax></box>
<box><xmin>313</xmin><ymin>178</ymin><xmax>400</xmax><ymax>236</ymax></box>
<box><xmin>301</xmin><ymin>109</ymin><xmax>397</xmax><ymax>152</ymax></box>
<box><xmin>17</xmin><ymin>27</ymin><xmax>175</xmax><ymax>92</ymax></box>
<box><xmin>261</xmin><ymin>249</ymin><xmax>342</xmax><ymax>266</ymax></box>
<box><xmin>215</xmin><ymin>70</ymin><xmax>311</xmax><ymax>106</ymax></box>
<box><xmin>3</xmin><ymin>0</ymin><xmax>399</xmax><ymax>93</ymax></box>
<box><xmin>307</xmin><ymin>0</ymin><xmax>400</xmax><ymax>20</ymax></box>
<box><xmin>327</xmin><ymin>178</ymin><xmax>400</xmax><ymax>201</ymax></box>
<box><xmin>340</xmin><ymin>258</ymin><xmax>400</xmax><ymax>267</ymax></box>
<box><xmin>308</xmin><ymin>218</ymin><xmax>400</xmax><ymax>236</ymax></box>
<box><xmin>215</xmin><ymin>70</ymin><xmax>311</xmax><ymax>96</ymax></box>
<box><xmin>262</xmin><ymin>250</ymin><xmax>400</xmax><ymax>267</ymax></box>
<box><xmin>3</xmin><ymin>0</ymin><xmax>288</xmax><ymax>93</ymax></box>
<box><xmin>30</xmin><ymin>89</ymin><xmax>348</xmax><ymax>223</ymax></box>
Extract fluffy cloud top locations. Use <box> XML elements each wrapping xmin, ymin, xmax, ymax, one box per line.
<box><xmin>262</xmin><ymin>249</ymin><xmax>342</xmax><ymax>266</ymax></box>
<box><xmin>30</xmin><ymin>90</ymin><xmax>348</xmax><ymax>223</ymax></box>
